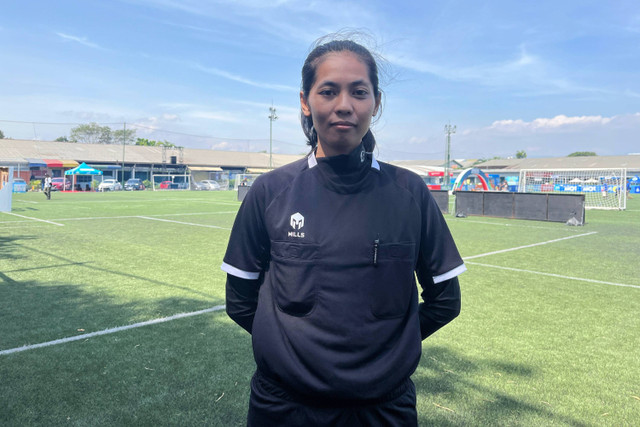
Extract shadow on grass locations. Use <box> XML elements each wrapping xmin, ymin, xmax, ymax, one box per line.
<box><xmin>13</xmin><ymin>245</ymin><xmax>216</xmax><ymax>300</ymax></box>
<box><xmin>415</xmin><ymin>346</ymin><xmax>587</xmax><ymax>426</ymax></box>
<box><xmin>0</xmin><ymin>234</ymin><xmax>37</xmax><ymax>261</ymax></box>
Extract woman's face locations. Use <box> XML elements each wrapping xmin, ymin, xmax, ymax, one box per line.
<box><xmin>301</xmin><ymin>52</ymin><xmax>380</xmax><ymax>157</ymax></box>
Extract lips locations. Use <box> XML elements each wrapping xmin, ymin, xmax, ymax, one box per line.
<box><xmin>331</xmin><ymin>121</ymin><xmax>356</xmax><ymax>129</ymax></box>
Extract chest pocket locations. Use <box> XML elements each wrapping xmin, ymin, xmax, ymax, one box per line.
<box><xmin>270</xmin><ymin>241</ymin><xmax>320</xmax><ymax>317</ymax></box>
<box><xmin>369</xmin><ymin>242</ymin><xmax>416</xmax><ymax>319</ymax></box>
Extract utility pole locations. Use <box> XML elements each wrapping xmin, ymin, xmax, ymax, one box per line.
<box><xmin>121</xmin><ymin>122</ymin><xmax>127</xmax><ymax>186</ymax></box>
<box><xmin>268</xmin><ymin>106</ymin><xmax>278</xmax><ymax>169</ymax></box>
<box><xmin>444</xmin><ymin>124</ymin><xmax>456</xmax><ymax>191</ymax></box>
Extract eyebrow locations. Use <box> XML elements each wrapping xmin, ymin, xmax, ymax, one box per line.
<box><xmin>317</xmin><ymin>79</ymin><xmax>370</xmax><ymax>87</ymax></box>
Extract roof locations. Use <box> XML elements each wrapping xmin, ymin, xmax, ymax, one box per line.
<box><xmin>0</xmin><ymin>139</ymin><xmax>304</xmax><ymax>169</ymax></box>
<box><xmin>477</xmin><ymin>155</ymin><xmax>640</xmax><ymax>171</ymax></box>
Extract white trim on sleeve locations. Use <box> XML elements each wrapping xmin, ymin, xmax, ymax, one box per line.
<box><xmin>433</xmin><ymin>264</ymin><xmax>467</xmax><ymax>284</ymax></box>
<box><xmin>221</xmin><ymin>262</ymin><xmax>261</xmax><ymax>280</ymax></box>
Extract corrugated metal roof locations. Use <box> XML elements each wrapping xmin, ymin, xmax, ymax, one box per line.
<box><xmin>0</xmin><ymin>139</ymin><xmax>304</xmax><ymax>169</ymax></box>
<box><xmin>477</xmin><ymin>155</ymin><xmax>640</xmax><ymax>171</ymax></box>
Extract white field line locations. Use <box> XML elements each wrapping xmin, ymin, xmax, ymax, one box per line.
<box><xmin>137</xmin><ymin>216</ymin><xmax>231</xmax><ymax>230</ymax></box>
<box><xmin>0</xmin><ymin>211</ymin><xmax>238</xmax><ymax>224</ymax></box>
<box><xmin>14</xmin><ymin>200</ymin><xmax>39</xmax><ymax>204</ymax></box>
<box><xmin>463</xmin><ymin>232</ymin><xmax>597</xmax><ymax>260</ymax></box>
<box><xmin>0</xmin><ymin>305</ymin><xmax>226</xmax><ymax>356</ymax></box>
<box><xmin>466</xmin><ymin>262</ymin><xmax>640</xmax><ymax>290</ymax></box>
<box><xmin>1</xmin><ymin>212</ymin><xmax>64</xmax><ymax>226</ymax></box>
<box><xmin>454</xmin><ymin>218</ymin><xmax>589</xmax><ymax>232</ymax></box>
<box><xmin>40</xmin><ymin>198</ymin><xmax>241</xmax><ymax>204</ymax></box>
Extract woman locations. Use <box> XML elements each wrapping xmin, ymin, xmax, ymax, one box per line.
<box><xmin>222</xmin><ymin>37</ymin><xmax>465</xmax><ymax>426</ymax></box>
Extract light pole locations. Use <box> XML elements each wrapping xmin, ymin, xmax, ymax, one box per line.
<box><xmin>268</xmin><ymin>106</ymin><xmax>278</xmax><ymax>169</ymax></box>
<box><xmin>444</xmin><ymin>124</ymin><xmax>456</xmax><ymax>191</ymax></box>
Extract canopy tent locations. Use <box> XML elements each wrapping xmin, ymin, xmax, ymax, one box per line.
<box><xmin>65</xmin><ymin>162</ymin><xmax>103</xmax><ymax>176</ymax></box>
<box><xmin>65</xmin><ymin>162</ymin><xmax>103</xmax><ymax>191</ymax></box>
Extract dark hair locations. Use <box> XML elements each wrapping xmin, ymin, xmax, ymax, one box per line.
<box><xmin>301</xmin><ymin>38</ymin><xmax>381</xmax><ymax>152</ymax></box>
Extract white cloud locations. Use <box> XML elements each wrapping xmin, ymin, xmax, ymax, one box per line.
<box><xmin>189</xmin><ymin>62</ymin><xmax>298</xmax><ymax>92</ymax></box>
<box><xmin>56</xmin><ymin>32</ymin><xmax>103</xmax><ymax>50</ymax></box>
<box><xmin>488</xmin><ymin>114</ymin><xmax>614</xmax><ymax>132</ymax></box>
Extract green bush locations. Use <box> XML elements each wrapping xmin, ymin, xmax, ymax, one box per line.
<box><xmin>143</xmin><ymin>180</ymin><xmax>152</xmax><ymax>189</ymax></box>
<box><xmin>30</xmin><ymin>179</ymin><xmax>41</xmax><ymax>191</ymax></box>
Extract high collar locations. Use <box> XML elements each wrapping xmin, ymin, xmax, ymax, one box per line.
<box><xmin>307</xmin><ymin>143</ymin><xmax>380</xmax><ymax>172</ymax></box>
<box><xmin>307</xmin><ymin>143</ymin><xmax>380</xmax><ymax>194</ymax></box>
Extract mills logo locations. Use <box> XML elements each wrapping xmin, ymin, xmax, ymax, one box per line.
<box><xmin>288</xmin><ymin>212</ymin><xmax>305</xmax><ymax>238</ymax></box>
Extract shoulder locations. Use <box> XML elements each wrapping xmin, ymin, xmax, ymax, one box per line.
<box><xmin>378</xmin><ymin>161</ymin><xmax>429</xmax><ymax>194</ymax></box>
<box><xmin>254</xmin><ymin>157</ymin><xmax>308</xmax><ymax>187</ymax></box>
<box><xmin>246</xmin><ymin>157</ymin><xmax>309</xmax><ymax>201</ymax></box>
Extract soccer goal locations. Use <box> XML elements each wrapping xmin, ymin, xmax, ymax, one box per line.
<box><xmin>233</xmin><ymin>174</ymin><xmax>261</xmax><ymax>191</ymax></box>
<box><xmin>151</xmin><ymin>173</ymin><xmax>191</xmax><ymax>191</ymax></box>
<box><xmin>518</xmin><ymin>168</ymin><xmax>627</xmax><ymax>210</ymax></box>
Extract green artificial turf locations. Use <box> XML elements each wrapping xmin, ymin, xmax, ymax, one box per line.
<box><xmin>1</xmin><ymin>190</ymin><xmax>639</xmax><ymax>426</ymax></box>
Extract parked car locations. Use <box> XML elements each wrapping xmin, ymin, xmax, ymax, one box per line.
<box><xmin>196</xmin><ymin>180</ymin><xmax>221</xmax><ymax>190</ymax></box>
<box><xmin>98</xmin><ymin>179</ymin><xmax>123</xmax><ymax>191</ymax></box>
<box><xmin>124</xmin><ymin>178</ymin><xmax>145</xmax><ymax>191</ymax></box>
<box><xmin>12</xmin><ymin>178</ymin><xmax>27</xmax><ymax>193</ymax></box>
<box><xmin>51</xmin><ymin>177</ymin><xmax>71</xmax><ymax>191</ymax></box>
<box><xmin>159</xmin><ymin>180</ymin><xmax>173</xmax><ymax>189</ymax></box>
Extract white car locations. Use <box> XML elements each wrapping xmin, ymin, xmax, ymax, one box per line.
<box><xmin>196</xmin><ymin>180</ymin><xmax>221</xmax><ymax>190</ymax></box>
<box><xmin>98</xmin><ymin>179</ymin><xmax>123</xmax><ymax>191</ymax></box>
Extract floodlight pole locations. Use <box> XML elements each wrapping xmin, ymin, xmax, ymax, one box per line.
<box><xmin>268</xmin><ymin>106</ymin><xmax>278</xmax><ymax>169</ymax></box>
<box><xmin>122</xmin><ymin>122</ymin><xmax>126</xmax><ymax>187</ymax></box>
<box><xmin>444</xmin><ymin>124</ymin><xmax>456</xmax><ymax>191</ymax></box>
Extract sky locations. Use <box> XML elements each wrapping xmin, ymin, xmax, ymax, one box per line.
<box><xmin>1</xmin><ymin>0</ymin><xmax>639</xmax><ymax>161</ymax></box>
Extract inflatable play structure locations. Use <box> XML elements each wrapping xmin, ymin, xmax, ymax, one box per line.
<box><xmin>452</xmin><ymin>168</ymin><xmax>495</xmax><ymax>191</ymax></box>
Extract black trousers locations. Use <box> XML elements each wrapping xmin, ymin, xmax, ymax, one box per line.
<box><xmin>247</xmin><ymin>371</ymin><xmax>417</xmax><ymax>427</ymax></box>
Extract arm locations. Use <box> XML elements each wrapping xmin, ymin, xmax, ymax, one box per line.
<box><xmin>418</xmin><ymin>275</ymin><xmax>461</xmax><ymax>340</ymax></box>
<box><xmin>225</xmin><ymin>273</ymin><xmax>262</xmax><ymax>334</ymax></box>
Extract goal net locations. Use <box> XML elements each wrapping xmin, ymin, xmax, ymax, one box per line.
<box><xmin>233</xmin><ymin>174</ymin><xmax>261</xmax><ymax>191</ymax></box>
<box><xmin>518</xmin><ymin>168</ymin><xmax>627</xmax><ymax>210</ymax></box>
<box><xmin>151</xmin><ymin>174</ymin><xmax>191</xmax><ymax>191</ymax></box>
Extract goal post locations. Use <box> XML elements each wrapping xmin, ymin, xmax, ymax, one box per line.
<box><xmin>518</xmin><ymin>168</ymin><xmax>627</xmax><ymax>210</ymax></box>
<box><xmin>150</xmin><ymin>173</ymin><xmax>191</xmax><ymax>191</ymax></box>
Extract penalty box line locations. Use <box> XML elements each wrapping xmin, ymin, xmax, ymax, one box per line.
<box><xmin>0</xmin><ymin>305</ymin><xmax>226</xmax><ymax>356</ymax></box>
<box><xmin>1</xmin><ymin>212</ymin><xmax>64</xmax><ymax>226</ymax></box>
<box><xmin>463</xmin><ymin>232</ymin><xmax>597</xmax><ymax>260</ymax></box>
<box><xmin>465</xmin><ymin>262</ymin><xmax>640</xmax><ymax>290</ymax></box>
<box><xmin>137</xmin><ymin>216</ymin><xmax>231</xmax><ymax>230</ymax></box>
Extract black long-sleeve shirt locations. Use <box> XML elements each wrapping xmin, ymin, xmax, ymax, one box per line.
<box><xmin>222</xmin><ymin>143</ymin><xmax>464</xmax><ymax>401</ymax></box>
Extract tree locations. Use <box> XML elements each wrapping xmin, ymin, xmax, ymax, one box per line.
<box><xmin>55</xmin><ymin>136</ymin><xmax>69</xmax><ymax>142</ymax></box>
<box><xmin>568</xmin><ymin>151</ymin><xmax>597</xmax><ymax>157</ymax></box>
<box><xmin>135</xmin><ymin>138</ymin><xmax>176</xmax><ymax>147</ymax></box>
<box><xmin>113</xmin><ymin>128</ymin><xmax>137</xmax><ymax>145</ymax></box>
<box><xmin>70</xmin><ymin>122</ymin><xmax>112</xmax><ymax>144</ymax></box>
<box><xmin>516</xmin><ymin>150</ymin><xmax>527</xmax><ymax>159</ymax></box>
<box><xmin>0</xmin><ymin>129</ymin><xmax>5</xmax><ymax>139</ymax></box>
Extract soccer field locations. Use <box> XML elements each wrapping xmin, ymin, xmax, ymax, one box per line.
<box><xmin>1</xmin><ymin>190</ymin><xmax>639</xmax><ymax>426</ymax></box>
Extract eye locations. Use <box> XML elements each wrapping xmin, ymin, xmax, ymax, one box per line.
<box><xmin>319</xmin><ymin>89</ymin><xmax>336</xmax><ymax>96</ymax></box>
<box><xmin>353</xmin><ymin>89</ymin><xmax>369</xmax><ymax>97</ymax></box>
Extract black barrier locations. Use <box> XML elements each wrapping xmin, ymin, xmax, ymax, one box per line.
<box><xmin>548</xmin><ymin>194</ymin><xmax>585</xmax><ymax>224</ymax></box>
<box><xmin>454</xmin><ymin>191</ymin><xmax>585</xmax><ymax>224</ymax></box>
<box><xmin>237</xmin><ymin>185</ymin><xmax>250</xmax><ymax>202</ymax></box>
<box><xmin>514</xmin><ymin>193</ymin><xmax>548</xmax><ymax>221</ymax></box>
<box><xmin>430</xmin><ymin>190</ymin><xmax>449</xmax><ymax>214</ymax></box>
<box><xmin>455</xmin><ymin>192</ymin><xmax>484</xmax><ymax>216</ymax></box>
<box><xmin>484</xmin><ymin>192</ymin><xmax>513</xmax><ymax>217</ymax></box>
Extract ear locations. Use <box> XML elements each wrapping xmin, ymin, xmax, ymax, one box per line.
<box><xmin>372</xmin><ymin>92</ymin><xmax>381</xmax><ymax>116</ymax></box>
<box><xmin>300</xmin><ymin>91</ymin><xmax>311</xmax><ymax>117</ymax></box>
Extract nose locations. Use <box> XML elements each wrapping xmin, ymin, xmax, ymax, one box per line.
<box><xmin>335</xmin><ymin>92</ymin><xmax>353</xmax><ymax>115</ymax></box>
